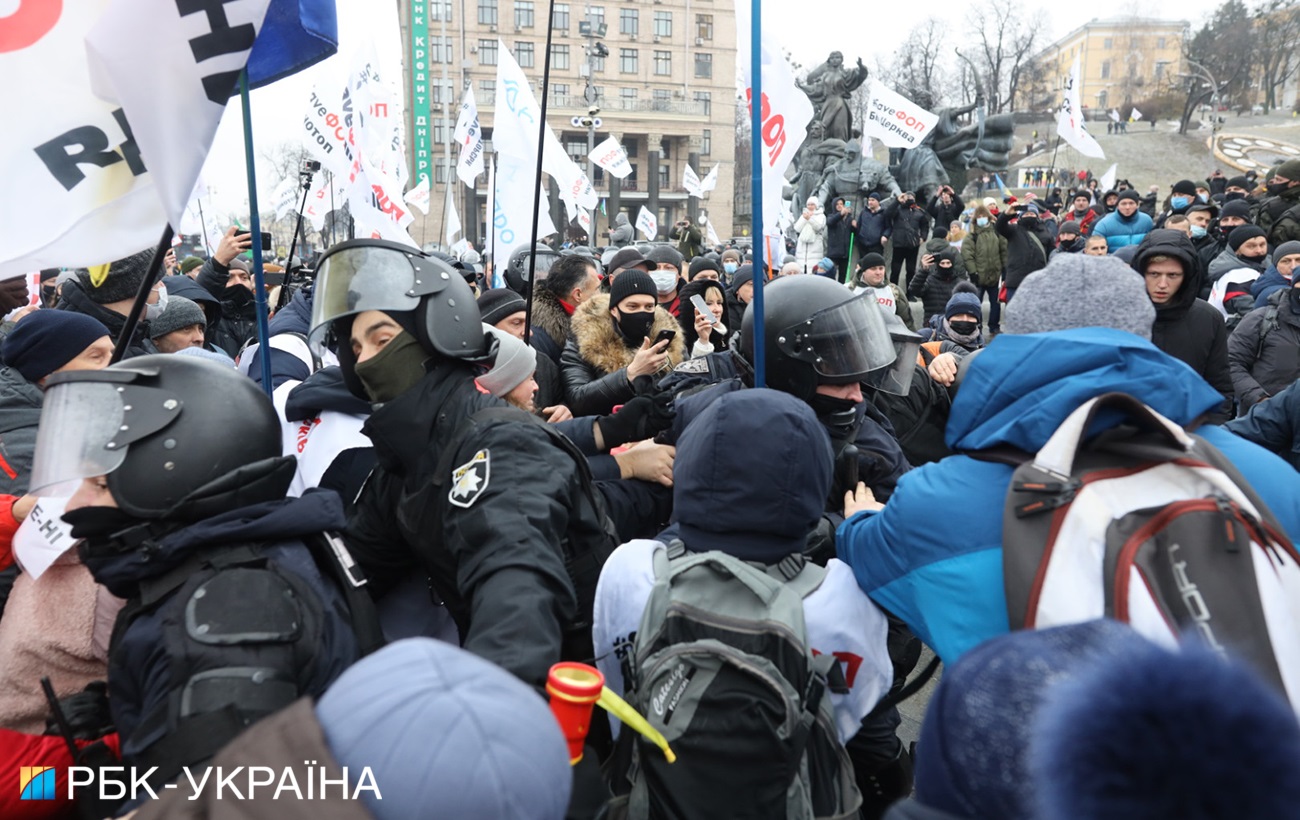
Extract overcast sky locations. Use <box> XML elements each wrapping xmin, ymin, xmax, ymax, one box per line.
<box><xmin>201</xmin><ymin>0</ymin><xmax>1226</xmax><ymax>214</ymax></box>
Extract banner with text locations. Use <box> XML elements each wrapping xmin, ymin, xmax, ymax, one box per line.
<box><xmin>862</xmin><ymin>80</ymin><xmax>938</xmax><ymax>150</ymax></box>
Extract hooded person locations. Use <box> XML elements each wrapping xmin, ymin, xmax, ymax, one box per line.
<box><xmin>908</xmin><ymin>246</ymin><xmax>970</xmax><ymax>327</ymax></box>
<box><xmin>607</xmin><ymin>211</ymin><xmax>634</xmax><ymax>247</ymax></box>
<box><xmin>23</xmin><ymin>355</ymin><xmax>362</xmax><ymax>801</ymax></box>
<box><xmin>836</xmin><ymin>252</ymin><xmax>1300</xmax><ymax>665</ymax></box>
<box><xmin>793</xmin><ymin>196</ymin><xmax>828</xmax><ymax>272</ymax></box>
<box><xmin>1092</xmin><ymin>189</ymin><xmax>1155</xmax><ymax>252</ymax></box>
<box><xmin>592</xmin><ymin>389</ymin><xmax>896</xmax><ymax>816</ymax></box>
<box><xmin>129</xmin><ymin>638</ymin><xmax>573</xmax><ymax>820</ymax></box>
<box><xmin>561</xmin><ymin>269</ymin><xmax>685</xmax><ymax>416</ymax></box>
<box><xmin>1131</xmin><ymin>229</ymin><xmax>1234</xmax><ymax>422</ymax></box>
<box><xmin>1227</xmin><ymin>251</ymin><xmax>1300</xmax><ymax>412</ymax></box>
<box><xmin>677</xmin><ymin>277</ymin><xmax>731</xmax><ymax>358</ymax></box>
<box><xmin>309</xmin><ymin>239</ymin><xmax>620</xmax><ymax>691</ymax></box>
<box><xmin>884</xmin><ymin>620</ymin><xmax>1152</xmax><ymax>820</ymax></box>
<box><xmin>1031</xmin><ymin>631</ymin><xmax>1300</xmax><ymax>820</ymax></box>
<box><xmin>1252</xmin><ymin>240</ymin><xmax>1300</xmax><ymax>308</ymax></box>
<box><xmin>1208</xmin><ymin>224</ymin><xmax>1271</xmax><ymax>285</ymax></box>
<box><xmin>0</xmin><ymin>311</ymin><xmax>118</xmax><ymax>733</ymax></box>
<box><xmin>1258</xmin><ymin>156</ymin><xmax>1300</xmax><ymax>245</ymax></box>
<box><xmin>195</xmin><ymin>231</ymin><xmax>261</xmax><ymax>357</ymax></box>
<box><xmin>57</xmin><ymin>249</ymin><xmax>164</xmax><ymax>359</ymax></box>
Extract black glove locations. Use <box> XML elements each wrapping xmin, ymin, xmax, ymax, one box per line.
<box><xmin>596</xmin><ymin>383</ymin><xmax>675</xmax><ymax>449</ymax></box>
<box><xmin>45</xmin><ymin>681</ymin><xmax>114</xmax><ymax>741</ymax></box>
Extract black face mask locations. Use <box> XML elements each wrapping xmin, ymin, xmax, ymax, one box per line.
<box><xmin>1240</xmin><ymin>252</ymin><xmax>1269</xmax><ymax>264</ymax></box>
<box><xmin>1020</xmin><ymin>216</ymin><xmax>1038</xmax><ymax>229</ymax></box>
<box><xmin>1225</xmin><ymin>191</ymin><xmax>1246</xmax><ymax>202</ymax></box>
<box><xmin>808</xmin><ymin>393</ymin><xmax>861</xmax><ymax>440</ymax></box>
<box><xmin>950</xmin><ymin>320</ymin><xmax>979</xmax><ymax>336</ymax></box>
<box><xmin>64</xmin><ymin>506</ymin><xmax>140</xmax><ymax>540</ymax></box>
<box><xmin>614</xmin><ymin>309</ymin><xmax>655</xmax><ymax>345</ymax></box>
<box><xmin>223</xmin><ymin>284</ymin><xmax>255</xmax><ymax>310</ymax></box>
<box><xmin>1268</xmin><ymin>181</ymin><xmax>1290</xmax><ymax>197</ymax></box>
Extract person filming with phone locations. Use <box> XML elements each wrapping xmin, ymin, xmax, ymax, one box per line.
<box><xmin>562</xmin><ymin>269</ymin><xmax>685</xmax><ymax>416</ymax></box>
<box><xmin>194</xmin><ymin>225</ymin><xmax>262</xmax><ymax>357</ymax></box>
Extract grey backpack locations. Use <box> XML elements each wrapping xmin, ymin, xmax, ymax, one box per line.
<box><xmin>617</xmin><ymin>541</ymin><xmax>861</xmax><ymax>820</ymax></box>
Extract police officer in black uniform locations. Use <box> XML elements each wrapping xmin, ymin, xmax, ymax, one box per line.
<box><xmin>308</xmin><ymin>239</ymin><xmax>615</xmax><ymax>689</ymax></box>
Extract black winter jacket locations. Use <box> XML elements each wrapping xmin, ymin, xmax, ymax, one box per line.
<box><xmin>907</xmin><ymin>255</ymin><xmax>970</xmax><ymax>324</ymax></box>
<box><xmin>1133</xmin><ymin>230</ymin><xmax>1234</xmax><ymax>422</ymax></box>
<box><xmin>57</xmin><ymin>279</ymin><xmax>151</xmax><ymax>358</ymax></box>
<box><xmin>1228</xmin><ymin>289</ymin><xmax>1300</xmax><ymax>410</ymax></box>
<box><xmin>1225</xmin><ymin>379</ymin><xmax>1300</xmax><ymax>471</ymax></box>
<box><xmin>196</xmin><ymin>259</ymin><xmax>259</xmax><ymax>358</ymax></box>
<box><xmin>995</xmin><ymin>211</ymin><xmax>1052</xmax><ymax>289</ymax></box>
<box><xmin>560</xmin><ymin>294</ymin><xmax>685</xmax><ymax>416</ymax></box>
<box><xmin>927</xmin><ymin>194</ymin><xmax>964</xmax><ymax>235</ymax></box>
<box><xmin>854</xmin><ymin>207</ymin><xmax>892</xmax><ymax>248</ymax></box>
<box><xmin>887</xmin><ymin>202</ymin><xmax>930</xmax><ymax>248</ymax></box>
<box><xmin>347</xmin><ymin>360</ymin><xmax>613</xmax><ymax>687</ymax></box>
<box><xmin>825</xmin><ymin>209</ymin><xmax>853</xmax><ymax>257</ymax></box>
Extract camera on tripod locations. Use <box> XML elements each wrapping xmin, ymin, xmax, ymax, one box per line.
<box><xmin>298</xmin><ymin>159</ymin><xmax>322</xmax><ymax>188</ymax></box>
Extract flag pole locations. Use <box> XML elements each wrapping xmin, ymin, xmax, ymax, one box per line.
<box><xmin>239</xmin><ymin>69</ymin><xmax>275</xmax><ymax>399</ymax></box>
<box><xmin>748</xmin><ymin>0</ymin><xmax>765</xmax><ymax>387</ymax></box>
<box><xmin>523</xmin><ymin>0</ymin><xmax>558</xmax><ymax>344</ymax></box>
<box><xmin>196</xmin><ymin>200</ymin><xmax>212</xmax><ymax>255</ymax></box>
<box><xmin>111</xmin><ymin>225</ymin><xmax>174</xmax><ymax>364</ymax></box>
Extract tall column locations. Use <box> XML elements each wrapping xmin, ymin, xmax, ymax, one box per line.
<box><xmin>606</xmin><ymin>131</ymin><xmax>622</xmax><ymax>239</ymax></box>
<box><xmin>687</xmin><ymin>137</ymin><xmax>702</xmax><ymax>224</ymax></box>
<box><xmin>647</xmin><ymin>133</ymin><xmax>662</xmax><ymax>237</ymax></box>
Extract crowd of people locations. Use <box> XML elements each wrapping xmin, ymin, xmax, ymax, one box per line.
<box><xmin>1</xmin><ymin>155</ymin><xmax>1300</xmax><ymax>820</ymax></box>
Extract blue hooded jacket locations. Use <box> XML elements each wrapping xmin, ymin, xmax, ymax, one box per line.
<box><xmin>1251</xmin><ymin>265</ymin><xmax>1290</xmax><ymax>308</ymax></box>
<box><xmin>836</xmin><ymin>327</ymin><xmax>1300</xmax><ymax>663</ymax></box>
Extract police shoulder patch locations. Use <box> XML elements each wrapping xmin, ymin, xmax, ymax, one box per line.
<box><xmin>449</xmin><ymin>449</ymin><xmax>490</xmax><ymax>508</ymax></box>
<box><xmin>673</xmin><ymin>358</ymin><xmax>711</xmax><ymax>374</ymax></box>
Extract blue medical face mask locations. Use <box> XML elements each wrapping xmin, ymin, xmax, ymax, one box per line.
<box><xmin>976</xmin><ymin>217</ymin><xmax>989</xmax><ymax>227</ymax></box>
<box><xmin>724</xmin><ymin>262</ymin><xmax>738</xmax><ymax>274</ymax></box>
<box><xmin>1171</xmin><ymin>195</ymin><xmax>1190</xmax><ymax>210</ymax></box>
<box><xmin>1191</xmin><ymin>225</ymin><xmax>1208</xmax><ymax>239</ymax></box>
<box><xmin>1198</xmin><ymin>193</ymin><xmax>1209</xmax><ymax>203</ymax></box>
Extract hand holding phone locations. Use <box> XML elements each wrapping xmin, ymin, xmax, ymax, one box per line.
<box><xmin>690</xmin><ymin>294</ymin><xmax>718</xmax><ymax>326</ymax></box>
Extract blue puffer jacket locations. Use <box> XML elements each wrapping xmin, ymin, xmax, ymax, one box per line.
<box><xmin>836</xmin><ymin>327</ymin><xmax>1300</xmax><ymax>664</ymax></box>
<box><xmin>1226</xmin><ymin>379</ymin><xmax>1300</xmax><ymax>471</ymax></box>
<box><xmin>1092</xmin><ymin>209</ymin><xmax>1154</xmax><ymax>251</ymax></box>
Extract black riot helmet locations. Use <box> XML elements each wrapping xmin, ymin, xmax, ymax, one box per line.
<box><xmin>504</xmin><ymin>243</ymin><xmax>561</xmax><ymax>296</ymax></box>
<box><xmin>307</xmin><ymin>239</ymin><xmax>490</xmax><ymax>397</ymax></box>
<box><xmin>29</xmin><ymin>355</ymin><xmax>293</xmax><ymax>523</ymax></box>
<box><xmin>738</xmin><ymin>276</ymin><xmax>900</xmax><ymax>402</ymax></box>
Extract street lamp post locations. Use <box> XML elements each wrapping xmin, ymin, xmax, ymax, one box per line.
<box><xmin>578</xmin><ymin>19</ymin><xmax>607</xmax><ymax>248</ymax></box>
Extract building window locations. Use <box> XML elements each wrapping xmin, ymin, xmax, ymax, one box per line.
<box><xmin>702</xmin><ymin>129</ymin><xmax>712</xmax><ymax>155</ymax></box>
<box><xmin>1097</xmin><ymin>90</ymin><xmax>1108</xmax><ymax>109</ymax></box>
<box><xmin>431</xmin><ymin>36</ymin><xmax>453</xmax><ymax>64</ymax></box>
<box><xmin>514</xmin><ymin>0</ymin><xmax>534</xmax><ymax>28</ymax></box>
<box><xmin>435</xmin><ymin>158</ymin><xmax>453</xmax><ymax>184</ymax></box>
<box><xmin>431</xmin><ymin>1</ymin><xmax>452</xmax><ymax>21</ymax></box>
<box><xmin>696</xmin><ymin>14</ymin><xmax>713</xmax><ymax>40</ymax></box>
<box><xmin>694</xmin><ymin>52</ymin><xmax>712</xmax><ymax>79</ymax></box>
<box><xmin>479</xmin><ymin>79</ymin><xmax>496</xmax><ymax>102</ymax></box>
<box><xmin>1101</xmin><ymin>60</ymin><xmax>1110</xmax><ymax>79</ymax></box>
<box><xmin>620</xmin><ymin>8</ymin><xmax>638</xmax><ymax>36</ymax></box>
<box><xmin>654</xmin><ymin>11</ymin><xmax>672</xmax><ymax>38</ymax></box>
<box><xmin>620</xmin><ymin>87</ymin><xmax>638</xmax><ymax>106</ymax></box>
<box><xmin>550</xmin><ymin>83</ymin><xmax>569</xmax><ymax>105</ymax></box>
<box><xmin>654</xmin><ymin>50</ymin><xmax>671</xmax><ymax>75</ymax></box>
<box><xmin>1157</xmin><ymin>37</ymin><xmax>1166</xmax><ymax>49</ymax></box>
<box><xmin>551</xmin><ymin>43</ymin><xmax>570</xmax><ymax>69</ymax></box>
<box><xmin>565</xmin><ymin>139</ymin><xmax>587</xmax><ymax>165</ymax></box>
<box><xmin>516</xmin><ymin>41</ymin><xmax>535</xmax><ymax>67</ymax></box>
<box><xmin>478</xmin><ymin>39</ymin><xmax>498</xmax><ymax>65</ymax></box>
<box><xmin>694</xmin><ymin>90</ymin><xmax>711</xmax><ymax>115</ymax></box>
<box><xmin>652</xmin><ymin>88</ymin><xmax>671</xmax><ymax>109</ymax></box>
<box><xmin>587</xmin><ymin>5</ymin><xmax>604</xmax><ymax>26</ymax></box>
<box><xmin>477</xmin><ymin>0</ymin><xmax>497</xmax><ymax>26</ymax></box>
<box><xmin>552</xmin><ymin>3</ymin><xmax>569</xmax><ymax>29</ymax></box>
<box><xmin>658</xmin><ymin>164</ymin><xmax>670</xmax><ymax>190</ymax></box>
<box><xmin>625</xmin><ymin>140</ymin><xmax>637</xmax><ymax>158</ymax></box>
<box><xmin>1103</xmin><ymin>37</ymin><xmax>1113</xmax><ymax>49</ymax></box>
<box><xmin>620</xmin><ymin>48</ymin><xmax>637</xmax><ymax>73</ymax></box>
<box><xmin>431</xmin><ymin>79</ymin><xmax>454</xmax><ymax>104</ymax></box>
<box><xmin>590</xmin><ymin>53</ymin><xmax>605</xmax><ymax>72</ymax></box>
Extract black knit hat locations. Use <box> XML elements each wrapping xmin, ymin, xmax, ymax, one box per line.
<box><xmin>79</xmin><ymin>248</ymin><xmax>153</xmax><ymax>304</ymax></box>
<box><xmin>1059</xmin><ymin>221</ymin><xmax>1081</xmax><ymax>235</ymax></box>
<box><xmin>1171</xmin><ymin>179</ymin><xmax>1198</xmax><ymax>196</ymax></box>
<box><xmin>1228</xmin><ymin>224</ymin><xmax>1268</xmax><ymax>251</ymax></box>
<box><xmin>1220</xmin><ymin>199</ymin><xmax>1254</xmax><ymax>221</ymax></box>
<box><xmin>476</xmin><ymin>288</ymin><xmax>527</xmax><ymax>326</ymax></box>
<box><xmin>730</xmin><ymin>264</ymin><xmax>754</xmax><ymax>291</ymax></box>
<box><xmin>1226</xmin><ymin>175</ymin><xmax>1251</xmax><ymax>190</ymax></box>
<box><xmin>1117</xmin><ymin>189</ymin><xmax>1142</xmax><ymax>203</ymax></box>
<box><xmin>2</xmin><ymin>310</ymin><xmax>111</xmax><ymax>383</ymax></box>
<box><xmin>689</xmin><ymin>256</ymin><xmax>723</xmax><ymax>280</ymax></box>
<box><xmin>860</xmin><ymin>252</ymin><xmax>886</xmax><ymax>269</ymax></box>
<box><xmin>610</xmin><ymin>269</ymin><xmax>657</xmax><ymax>308</ymax></box>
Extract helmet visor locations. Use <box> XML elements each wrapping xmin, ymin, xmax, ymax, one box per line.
<box><xmin>775</xmin><ymin>291</ymin><xmax>896</xmax><ymax>381</ymax></box>
<box><xmin>29</xmin><ymin>382</ymin><xmax>128</xmax><ymax>498</ymax></box>
<box><xmin>865</xmin><ymin>323</ymin><xmax>922</xmax><ymax>396</ymax></box>
<box><xmin>308</xmin><ymin>245</ymin><xmax>422</xmax><ymax>346</ymax></box>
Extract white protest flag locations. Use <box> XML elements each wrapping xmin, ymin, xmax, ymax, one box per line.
<box><xmin>13</xmin><ymin>498</ymin><xmax>77</xmax><ymax>580</ymax></box>
<box><xmin>404</xmin><ymin>173</ymin><xmax>432</xmax><ymax>215</ymax></box>
<box><xmin>862</xmin><ymin>80</ymin><xmax>939</xmax><ymax>150</ymax></box>
<box><xmin>704</xmin><ymin>218</ymin><xmax>721</xmax><ymax>247</ymax></box>
<box><xmin>302</xmin><ymin>75</ymin><xmax>355</xmax><ymax>177</ymax></box>
<box><xmin>683</xmin><ymin>165</ymin><xmax>704</xmax><ymax>198</ymax></box>
<box><xmin>1131</xmin><ymin>108</ymin><xmax>1144</xmax><ymax>121</ymax></box>
<box><xmin>301</xmin><ymin>172</ymin><xmax>335</xmax><ymax>232</ymax></box>
<box><xmin>1098</xmin><ymin>163</ymin><xmax>1118</xmax><ymax>193</ymax></box>
<box><xmin>491</xmin><ymin>157</ymin><xmax>557</xmax><ymax>264</ymax></box>
<box><xmin>1056</xmin><ymin>56</ymin><xmax>1105</xmax><ymax>159</ymax></box>
<box><xmin>700</xmin><ymin>164</ymin><xmax>719</xmax><ymax>193</ymax></box>
<box><xmin>273</xmin><ymin>177</ymin><xmax>301</xmax><ymax>221</ymax></box>
<box><xmin>636</xmin><ymin>206</ymin><xmax>658</xmax><ymax>240</ymax></box>
<box><xmin>337</xmin><ymin>51</ymin><xmax>416</xmax><ymax>247</ymax></box>
<box><xmin>589</xmin><ymin>136</ymin><xmax>633</xmax><ymax>179</ymax></box>
<box><xmin>494</xmin><ymin>41</ymin><xmax>597</xmax><ymax>212</ymax></box>
<box><xmin>454</xmin><ymin>86</ymin><xmax>486</xmax><ymax>186</ymax></box>
<box><xmin>1110</xmin><ymin>108</ymin><xmax>1121</xmax><ymax>123</ymax></box>
<box><xmin>447</xmin><ymin>195</ymin><xmax>462</xmax><ymax>244</ymax></box>
<box><xmin>735</xmin><ymin>0</ymin><xmax>813</xmax><ymax>262</ymax></box>
<box><xmin>85</xmin><ymin>0</ymin><xmax>273</xmax><ymax>230</ymax></box>
<box><xmin>577</xmin><ymin>208</ymin><xmax>593</xmax><ymax>239</ymax></box>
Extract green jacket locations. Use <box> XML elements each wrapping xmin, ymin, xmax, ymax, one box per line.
<box><xmin>1258</xmin><ymin>186</ymin><xmax>1300</xmax><ymax>247</ymax></box>
<box><xmin>961</xmin><ymin>223</ymin><xmax>1008</xmax><ymax>288</ymax></box>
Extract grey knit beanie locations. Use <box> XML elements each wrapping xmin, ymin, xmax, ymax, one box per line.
<box><xmin>148</xmin><ymin>295</ymin><xmax>207</xmax><ymax>339</ymax></box>
<box><xmin>1004</xmin><ymin>254</ymin><xmax>1155</xmax><ymax>340</ymax></box>
<box><xmin>478</xmin><ymin>324</ymin><xmax>537</xmax><ymax>397</ymax></box>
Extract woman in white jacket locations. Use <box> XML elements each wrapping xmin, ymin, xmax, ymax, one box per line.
<box><xmin>793</xmin><ymin>196</ymin><xmax>827</xmax><ymax>272</ymax></box>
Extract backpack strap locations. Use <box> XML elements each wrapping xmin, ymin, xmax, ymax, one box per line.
<box><xmin>308</xmin><ymin>531</ymin><xmax>386</xmax><ymax>656</ymax></box>
<box><xmin>1255</xmin><ymin>306</ymin><xmax>1280</xmax><ymax>363</ymax></box>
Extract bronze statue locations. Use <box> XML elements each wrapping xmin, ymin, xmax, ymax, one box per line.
<box><xmin>816</xmin><ymin>139</ymin><xmax>902</xmax><ymax>205</ymax></box>
<box><xmin>796</xmin><ymin>52</ymin><xmax>868</xmax><ymax>144</ymax></box>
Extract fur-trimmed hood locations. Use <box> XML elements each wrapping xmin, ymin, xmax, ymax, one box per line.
<box><xmin>570</xmin><ymin>293</ymin><xmax>685</xmax><ymax>376</ymax></box>
<box><xmin>531</xmin><ymin>289</ymin><xmax>572</xmax><ymax>352</ymax></box>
